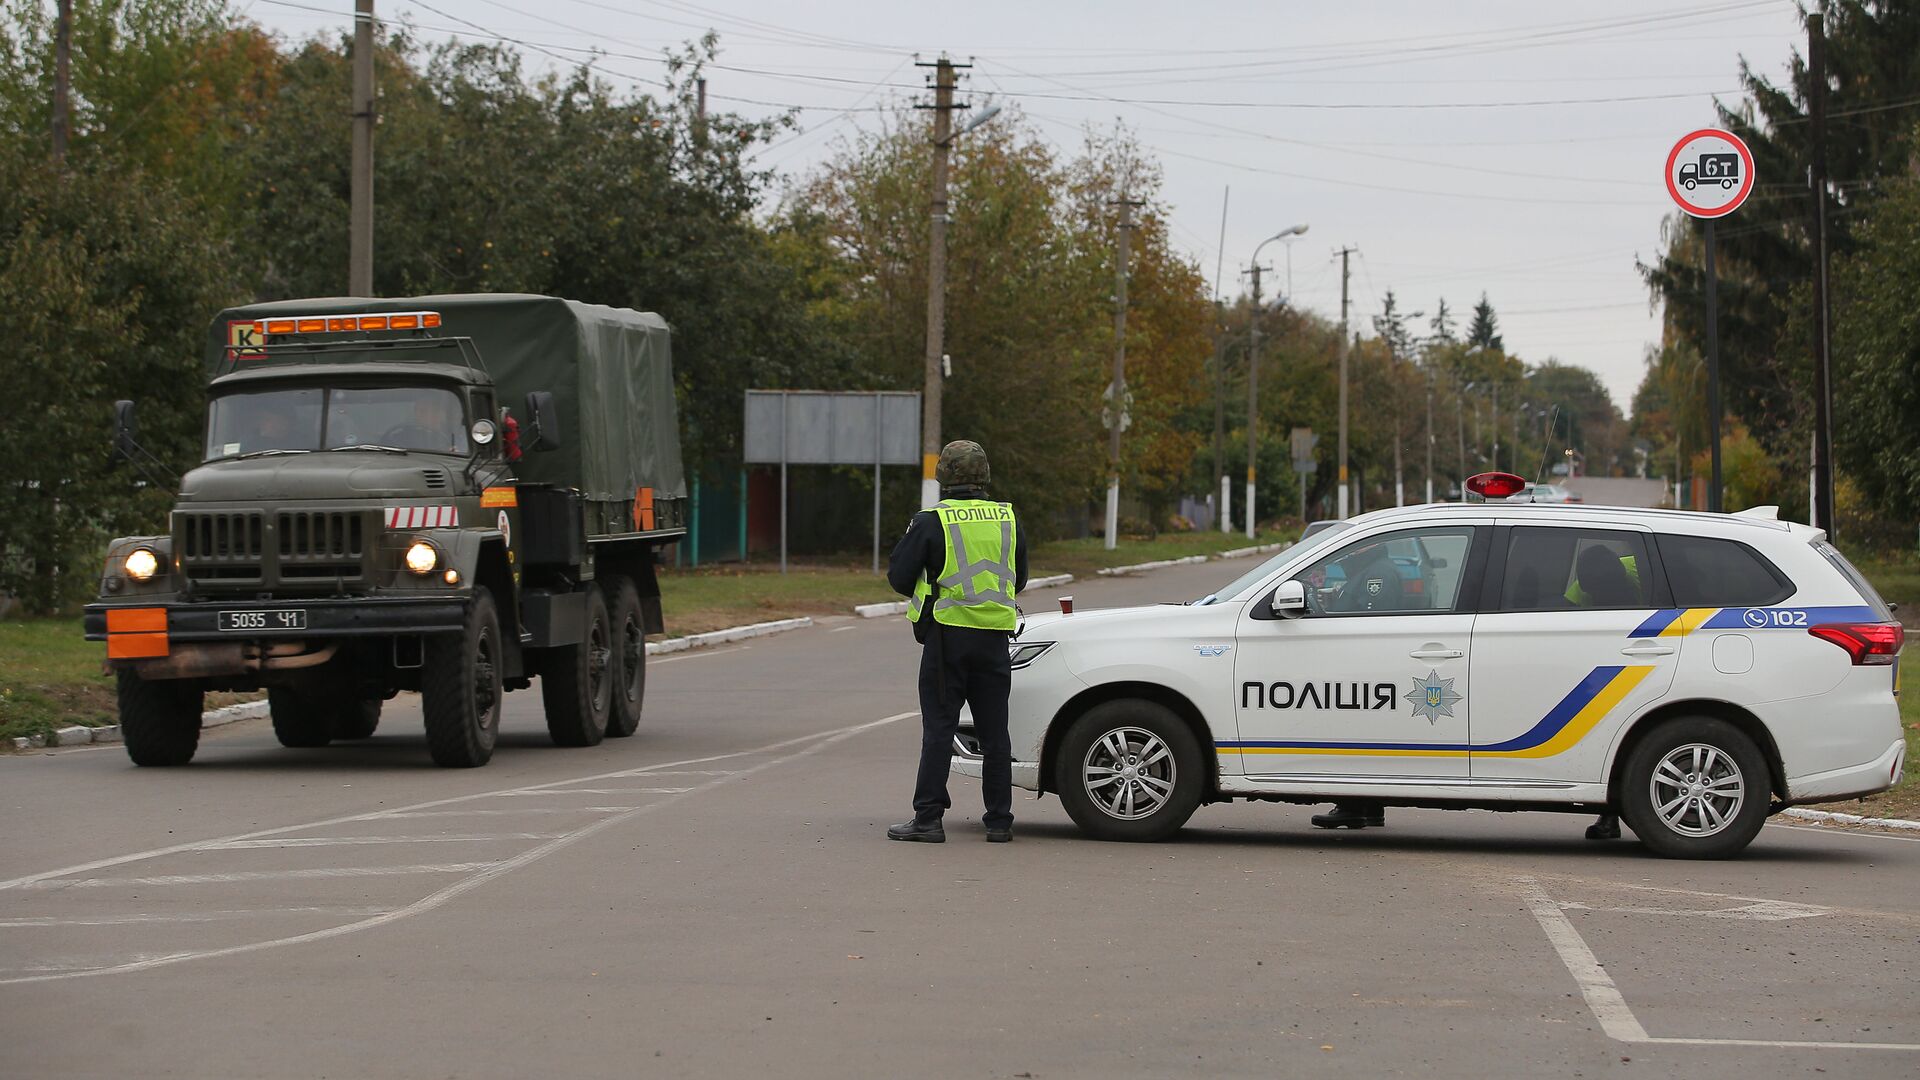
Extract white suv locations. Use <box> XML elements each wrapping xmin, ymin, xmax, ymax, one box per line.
<box><xmin>958</xmin><ymin>501</ymin><xmax>1904</xmax><ymax>858</ymax></box>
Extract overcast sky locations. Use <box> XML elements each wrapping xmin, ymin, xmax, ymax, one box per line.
<box><xmin>249</xmin><ymin>0</ymin><xmax>1808</xmax><ymax>414</ymax></box>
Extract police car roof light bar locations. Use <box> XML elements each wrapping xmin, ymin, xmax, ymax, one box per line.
<box><xmin>1465</xmin><ymin>471</ymin><xmax>1529</xmax><ymax>501</ymax></box>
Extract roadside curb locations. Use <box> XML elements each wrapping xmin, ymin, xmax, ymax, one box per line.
<box><xmin>854</xmin><ymin>573</ymin><xmax>1075</xmax><ymax>619</ymax></box>
<box><xmin>1096</xmin><ymin>540</ymin><xmax>1292</xmax><ymax>577</ymax></box>
<box><xmin>9</xmin><ymin>699</ymin><xmax>270</xmax><ymax>752</ymax></box>
<box><xmin>646</xmin><ymin>616</ymin><xmax>813</xmax><ymax>655</ymax></box>
<box><xmin>1781</xmin><ymin>806</ymin><xmax>1920</xmax><ymax>831</ymax></box>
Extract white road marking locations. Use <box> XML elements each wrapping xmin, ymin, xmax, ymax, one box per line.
<box><xmin>490</xmin><ymin>787</ymin><xmax>693</xmax><ymax>796</ymax></box>
<box><xmin>1557</xmin><ymin>899</ymin><xmax>1828</xmax><ymax>922</ymax></box>
<box><xmin>0</xmin><ymin>710</ymin><xmax>916</xmax><ymax>984</ymax></box>
<box><xmin>374</xmin><ymin>807</ymin><xmax>639</xmax><ymax>818</ymax></box>
<box><xmin>1519</xmin><ymin>877</ymin><xmax>1920</xmax><ymax>1052</ymax></box>
<box><xmin>650</xmin><ymin>645</ymin><xmax>749</xmax><ymax>664</ymax></box>
<box><xmin>1767</xmin><ymin>821</ymin><xmax>1920</xmax><ymax>844</ymax></box>
<box><xmin>0</xmin><ymin>744</ymin><xmax>822</xmax><ymax>893</ymax></box>
<box><xmin>16</xmin><ymin>863</ymin><xmax>502</xmax><ymax>890</ymax></box>
<box><xmin>0</xmin><ymin>907</ymin><xmax>391</xmax><ymax>928</ymax></box>
<box><xmin>200</xmin><ymin>834</ymin><xmax>564</xmax><ymax>850</ymax></box>
<box><xmin>829</xmin><ymin>626</ymin><xmax>855</xmax><ymax>633</ymax></box>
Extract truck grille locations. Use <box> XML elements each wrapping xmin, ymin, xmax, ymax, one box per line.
<box><xmin>276</xmin><ymin>511</ymin><xmax>368</xmax><ymax>580</ymax></box>
<box><xmin>175</xmin><ymin>509</ymin><xmax>374</xmax><ymax>591</ymax></box>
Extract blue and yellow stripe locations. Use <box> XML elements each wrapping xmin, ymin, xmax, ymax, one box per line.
<box><xmin>1218</xmin><ymin>664</ymin><xmax>1651</xmax><ymax>760</ymax></box>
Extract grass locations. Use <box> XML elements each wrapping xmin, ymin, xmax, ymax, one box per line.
<box><xmin>0</xmin><ymin>619</ymin><xmax>119</xmax><ymax>744</ymax></box>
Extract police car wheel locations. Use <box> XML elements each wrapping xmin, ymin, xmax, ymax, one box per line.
<box><xmin>1618</xmin><ymin>717</ymin><xmax>1769</xmax><ymax>860</ymax></box>
<box><xmin>1055</xmin><ymin>700</ymin><xmax>1204</xmax><ymax>842</ymax></box>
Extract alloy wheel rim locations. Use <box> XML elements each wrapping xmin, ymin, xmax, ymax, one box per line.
<box><xmin>1649</xmin><ymin>742</ymin><xmax>1745</xmax><ymax>837</ymax></box>
<box><xmin>1083</xmin><ymin>726</ymin><xmax>1176</xmax><ymax>820</ymax></box>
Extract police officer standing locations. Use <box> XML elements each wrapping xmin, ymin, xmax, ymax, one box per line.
<box><xmin>886</xmin><ymin>440</ymin><xmax>1030</xmax><ymax>844</ymax></box>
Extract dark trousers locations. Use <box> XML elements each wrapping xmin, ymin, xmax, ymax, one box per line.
<box><xmin>913</xmin><ymin>623</ymin><xmax>1013</xmax><ymax>829</ymax></box>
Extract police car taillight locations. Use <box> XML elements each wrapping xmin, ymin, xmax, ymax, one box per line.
<box><xmin>1464</xmin><ymin>471</ymin><xmax>1529</xmax><ymax>500</ymax></box>
<box><xmin>1809</xmin><ymin>622</ymin><xmax>1904</xmax><ymax>666</ymax></box>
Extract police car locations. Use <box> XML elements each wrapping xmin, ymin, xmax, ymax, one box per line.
<box><xmin>955</xmin><ymin>473</ymin><xmax>1905</xmax><ymax>859</ymax></box>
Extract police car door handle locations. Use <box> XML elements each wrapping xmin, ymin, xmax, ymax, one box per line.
<box><xmin>1409</xmin><ymin>647</ymin><xmax>1464</xmax><ymax>660</ymax></box>
<box><xmin>1621</xmin><ymin>641</ymin><xmax>1676</xmax><ymax>657</ymax></box>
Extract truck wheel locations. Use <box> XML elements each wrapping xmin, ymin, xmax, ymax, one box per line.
<box><xmin>333</xmin><ymin>699</ymin><xmax>381</xmax><ymax>740</ymax></box>
<box><xmin>601</xmin><ymin>575</ymin><xmax>646</xmax><ymax>738</ymax></box>
<box><xmin>117</xmin><ymin>669</ymin><xmax>204</xmax><ymax>767</ymax></box>
<box><xmin>269</xmin><ymin>687</ymin><xmax>334</xmax><ymax>748</ymax></box>
<box><xmin>1054</xmin><ymin>700</ymin><xmax>1205</xmax><ymax>842</ymax></box>
<box><xmin>1618</xmin><ymin>717</ymin><xmax>1770</xmax><ymax>860</ymax></box>
<box><xmin>423</xmin><ymin>588</ymin><xmax>504</xmax><ymax>767</ymax></box>
<box><xmin>542</xmin><ymin>587</ymin><xmax>612</xmax><ymax>747</ymax></box>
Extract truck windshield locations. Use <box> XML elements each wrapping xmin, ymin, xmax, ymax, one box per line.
<box><xmin>206</xmin><ymin>386</ymin><xmax>470</xmax><ymax>459</ymax></box>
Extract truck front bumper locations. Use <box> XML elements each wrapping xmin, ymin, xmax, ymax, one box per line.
<box><xmin>85</xmin><ymin>595</ymin><xmax>469</xmax><ymax>648</ymax></box>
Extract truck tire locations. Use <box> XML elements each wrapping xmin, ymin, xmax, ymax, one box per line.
<box><xmin>423</xmin><ymin>588</ymin><xmax>504</xmax><ymax>768</ymax></box>
<box><xmin>1054</xmin><ymin>700</ymin><xmax>1205</xmax><ymax>842</ymax></box>
<box><xmin>117</xmin><ymin>669</ymin><xmax>204</xmax><ymax>767</ymax></box>
<box><xmin>601</xmin><ymin>574</ymin><xmax>647</xmax><ymax>738</ymax></box>
<box><xmin>269</xmin><ymin>687</ymin><xmax>334</xmax><ymax>748</ymax></box>
<box><xmin>1617</xmin><ymin>716</ymin><xmax>1770</xmax><ymax>860</ymax></box>
<box><xmin>333</xmin><ymin>699</ymin><xmax>381</xmax><ymax>740</ymax></box>
<box><xmin>542</xmin><ymin>587</ymin><xmax>613</xmax><ymax>747</ymax></box>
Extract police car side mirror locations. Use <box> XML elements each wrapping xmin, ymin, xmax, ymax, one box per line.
<box><xmin>1270</xmin><ymin>579</ymin><xmax>1307</xmax><ymax>619</ymax></box>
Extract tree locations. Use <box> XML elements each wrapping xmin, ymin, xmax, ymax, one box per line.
<box><xmin>1428</xmin><ymin>298</ymin><xmax>1457</xmax><ymax>346</ymax></box>
<box><xmin>1372</xmin><ymin>291</ymin><xmax>1416</xmax><ymax>359</ymax></box>
<box><xmin>1466</xmin><ymin>293</ymin><xmax>1501</xmax><ymax>352</ymax></box>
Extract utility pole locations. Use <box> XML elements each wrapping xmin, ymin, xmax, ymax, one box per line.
<box><xmin>1245</xmin><ymin>262</ymin><xmax>1267</xmax><ymax>540</ymax></box>
<box><xmin>916</xmin><ymin>55</ymin><xmax>965</xmax><ymax>509</ymax></box>
<box><xmin>1103</xmin><ymin>196</ymin><xmax>1139</xmax><ymax>550</ymax></box>
<box><xmin>695</xmin><ymin>76</ymin><xmax>708</xmax><ymax>147</ymax></box>
<box><xmin>1456</xmin><ymin>382</ymin><xmax>1468</xmax><ymax>490</ymax></box>
<box><xmin>1424</xmin><ymin>369</ymin><xmax>1435</xmax><ymax>503</ymax></box>
<box><xmin>1213</xmin><ymin>186</ymin><xmax>1230</xmax><ymax>534</ymax></box>
<box><xmin>1808</xmin><ymin>7</ymin><xmax>1836</xmax><ymax>535</ymax></box>
<box><xmin>1335</xmin><ymin>246</ymin><xmax>1356</xmax><ymax>518</ymax></box>
<box><xmin>51</xmin><ymin>0</ymin><xmax>72</xmax><ymax>165</ymax></box>
<box><xmin>350</xmin><ymin>0</ymin><xmax>376</xmax><ymax>296</ymax></box>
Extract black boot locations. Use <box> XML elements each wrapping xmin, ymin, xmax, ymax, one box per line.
<box><xmin>887</xmin><ymin>818</ymin><xmax>945</xmax><ymax>843</ymax></box>
<box><xmin>1584</xmin><ymin>813</ymin><xmax>1620</xmax><ymax>841</ymax></box>
<box><xmin>1311</xmin><ymin>803</ymin><xmax>1378</xmax><ymax>830</ymax></box>
<box><xmin>985</xmin><ymin>825</ymin><xmax>1012</xmax><ymax>843</ymax></box>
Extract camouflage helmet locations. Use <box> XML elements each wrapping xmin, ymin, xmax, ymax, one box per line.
<box><xmin>935</xmin><ymin>440</ymin><xmax>990</xmax><ymax>487</ymax></box>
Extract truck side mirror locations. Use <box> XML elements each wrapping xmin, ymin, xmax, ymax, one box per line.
<box><xmin>524</xmin><ymin>391</ymin><xmax>561</xmax><ymax>452</ymax></box>
<box><xmin>112</xmin><ymin>400</ymin><xmax>139</xmax><ymax>459</ymax></box>
<box><xmin>1270</xmin><ymin>579</ymin><xmax>1307</xmax><ymax>619</ymax></box>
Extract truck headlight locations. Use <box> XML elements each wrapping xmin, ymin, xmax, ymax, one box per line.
<box><xmin>124</xmin><ymin>548</ymin><xmax>159</xmax><ymax>581</ymax></box>
<box><xmin>404</xmin><ymin>540</ymin><xmax>438</xmax><ymax>574</ymax></box>
<box><xmin>1009</xmin><ymin>641</ymin><xmax>1055</xmax><ymax>670</ymax></box>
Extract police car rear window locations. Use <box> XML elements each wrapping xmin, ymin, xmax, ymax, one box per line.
<box><xmin>1812</xmin><ymin>541</ymin><xmax>1895</xmax><ymax>621</ymax></box>
<box><xmin>1655</xmin><ymin>534</ymin><xmax>1793</xmax><ymax>608</ymax></box>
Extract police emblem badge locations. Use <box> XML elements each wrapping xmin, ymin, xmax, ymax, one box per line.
<box><xmin>1404</xmin><ymin>668</ymin><xmax>1463</xmax><ymax>724</ymax></box>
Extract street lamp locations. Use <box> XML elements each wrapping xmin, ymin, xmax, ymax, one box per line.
<box><xmin>1245</xmin><ymin>223</ymin><xmax>1309</xmax><ymax>539</ymax></box>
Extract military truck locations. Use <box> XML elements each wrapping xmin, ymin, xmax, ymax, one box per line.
<box><xmin>85</xmin><ymin>294</ymin><xmax>686</xmax><ymax>768</ymax></box>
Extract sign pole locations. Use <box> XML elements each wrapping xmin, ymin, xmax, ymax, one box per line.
<box><xmin>1704</xmin><ymin>218</ymin><xmax>1723</xmax><ymax>513</ymax></box>
<box><xmin>779</xmin><ymin>393</ymin><xmax>789</xmax><ymax>574</ymax></box>
<box><xmin>873</xmin><ymin>395</ymin><xmax>883</xmax><ymax>575</ymax></box>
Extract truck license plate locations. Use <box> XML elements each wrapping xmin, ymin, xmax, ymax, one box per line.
<box><xmin>217</xmin><ymin>609</ymin><xmax>307</xmax><ymax>632</ymax></box>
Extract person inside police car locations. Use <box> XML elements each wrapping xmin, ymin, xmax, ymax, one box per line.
<box><xmin>885</xmin><ymin>440</ymin><xmax>1031</xmax><ymax>844</ymax></box>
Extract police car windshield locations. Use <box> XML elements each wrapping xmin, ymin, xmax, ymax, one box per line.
<box><xmin>206</xmin><ymin>385</ymin><xmax>469</xmax><ymax>460</ymax></box>
<box><xmin>1192</xmin><ymin>521</ymin><xmax>1353</xmax><ymax>605</ymax></box>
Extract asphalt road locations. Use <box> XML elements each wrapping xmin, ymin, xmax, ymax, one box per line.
<box><xmin>4</xmin><ymin>559</ymin><xmax>1918</xmax><ymax>1079</ymax></box>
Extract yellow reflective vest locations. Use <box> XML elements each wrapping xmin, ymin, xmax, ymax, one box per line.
<box><xmin>905</xmin><ymin>499</ymin><xmax>1020</xmax><ymax>631</ymax></box>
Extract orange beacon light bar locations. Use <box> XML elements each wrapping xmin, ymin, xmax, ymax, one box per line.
<box><xmin>255</xmin><ymin>311</ymin><xmax>442</xmax><ymax>337</ymax></box>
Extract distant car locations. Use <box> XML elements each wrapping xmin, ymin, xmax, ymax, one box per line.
<box><xmin>1507</xmin><ymin>483</ymin><xmax>1578</xmax><ymax>504</ymax></box>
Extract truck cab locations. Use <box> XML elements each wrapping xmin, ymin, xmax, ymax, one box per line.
<box><xmin>87</xmin><ymin>295</ymin><xmax>687</xmax><ymax>768</ymax></box>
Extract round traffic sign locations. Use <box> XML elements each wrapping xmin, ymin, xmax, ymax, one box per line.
<box><xmin>1665</xmin><ymin>128</ymin><xmax>1755</xmax><ymax>218</ymax></box>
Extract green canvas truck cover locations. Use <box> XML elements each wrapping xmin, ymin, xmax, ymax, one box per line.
<box><xmin>205</xmin><ymin>294</ymin><xmax>685</xmax><ymax>504</ymax></box>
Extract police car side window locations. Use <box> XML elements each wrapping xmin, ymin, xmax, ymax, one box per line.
<box><xmin>1656</xmin><ymin>534</ymin><xmax>1793</xmax><ymax>607</ymax></box>
<box><xmin>1499</xmin><ymin>527</ymin><xmax>1652</xmax><ymax>611</ymax></box>
<box><xmin>1295</xmin><ymin>527</ymin><xmax>1474</xmax><ymax>617</ymax></box>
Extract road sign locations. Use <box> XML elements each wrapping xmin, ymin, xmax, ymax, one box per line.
<box><xmin>1665</xmin><ymin>128</ymin><xmax>1755</xmax><ymax>219</ymax></box>
<box><xmin>1289</xmin><ymin>427</ymin><xmax>1317</xmax><ymax>468</ymax></box>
